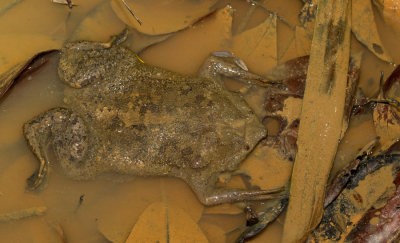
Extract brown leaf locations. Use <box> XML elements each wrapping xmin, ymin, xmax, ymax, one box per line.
<box><xmin>352</xmin><ymin>0</ymin><xmax>392</xmax><ymax>62</ymax></box>
<box><xmin>239</xmin><ymin>138</ymin><xmax>293</xmax><ymax>191</ymax></box>
<box><xmin>125</xmin><ymin>202</ymin><xmax>208</xmax><ymax>243</ymax></box>
<box><xmin>0</xmin><ymin>62</ymin><xmax>27</xmax><ymax>99</ymax></box>
<box><xmin>70</xmin><ymin>1</ymin><xmax>126</xmax><ymax>43</ymax></box>
<box><xmin>0</xmin><ymin>29</ymin><xmax>62</xmax><ymax>98</ymax></box>
<box><xmin>0</xmin><ymin>0</ymin><xmax>23</xmax><ymax>16</ymax></box>
<box><xmin>71</xmin><ymin>1</ymin><xmax>174</xmax><ymax>53</ymax></box>
<box><xmin>97</xmin><ymin>178</ymin><xmax>204</xmax><ymax>243</ymax></box>
<box><xmin>0</xmin><ymin>50</ymin><xmax>56</xmax><ymax>99</ymax></box>
<box><xmin>373</xmin><ymin>0</ymin><xmax>400</xmax><ymax>36</ymax></box>
<box><xmin>198</xmin><ymin>222</ymin><xmax>226</xmax><ymax>243</ymax></box>
<box><xmin>261</xmin><ymin>0</ymin><xmax>302</xmax><ymax>27</ymax></box>
<box><xmin>232</xmin><ymin>13</ymin><xmax>277</xmax><ymax>74</ymax></box>
<box><xmin>203</xmin><ymin>203</ymin><xmax>243</xmax><ymax>216</ymax></box>
<box><xmin>111</xmin><ymin>0</ymin><xmax>218</xmax><ymax>35</ymax></box>
<box><xmin>282</xmin><ymin>0</ymin><xmax>352</xmax><ymax>241</ymax></box>
<box><xmin>140</xmin><ymin>5</ymin><xmax>233</xmax><ymax>75</ymax></box>
<box><xmin>294</xmin><ymin>26</ymin><xmax>312</xmax><ymax>57</ymax></box>
<box><xmin>0</xmin><ymin>35</ymin><xmax>61</xmax><ymax>76</ymax></box>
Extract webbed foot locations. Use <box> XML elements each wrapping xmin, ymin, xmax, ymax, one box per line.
<box><xmin>23</xmin><ymin>108</ymin><xmax>88</xmax><ymax>190</ymax></box>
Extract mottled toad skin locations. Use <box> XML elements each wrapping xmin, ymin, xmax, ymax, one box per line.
<box><xmin>23</xmin><ymin>33</ymin><xmax>279</xmax><ymax>205</ymax></box>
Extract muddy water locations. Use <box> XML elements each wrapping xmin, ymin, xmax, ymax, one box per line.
<box><xmin>0</xmin><ymin>0</ymin><xmax>398</xmax><ymax>242</ymax></box>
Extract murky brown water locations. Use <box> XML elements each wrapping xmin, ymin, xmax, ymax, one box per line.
<box><xmin>0</xmin><ymin>0</ymin><xmax>399</xmax><ymax>242</ymax></box>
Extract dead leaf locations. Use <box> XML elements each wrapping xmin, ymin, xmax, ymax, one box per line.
<box><xmin>217</xmin><ymin>173</ymin><xmax>247</xmax><ymax>191</ymax></box>
<box><xmin>0</xmin><ymin>217</ymin><xmax>63</xmax><ymax>242</ymax></box>
<box><xmin>0</xmin><ymin>50</ymin><xmax>55</xmax><ymax>99</ymax></box>
<box><xmin>203</xmin><ymin>203</ymin><xmax>243</xmax><ymax>215</ymax></box>
<box><xmin>373</xmin><ymin>0</ymin><xmax>400</xmax><ymax>35</ymax></box>
<box><xmin>70</xmin><ymin>0</ymin><xmax>126</xmax><ymax>43</ymax></box>
<box><xmin>97</xmin><ymin>178</ymin><xmax>204</xmax><ymax>243</ymax></box>
<box><xmin>111</xmin><ymin>0</ymin><xmax>218</xmax><ymax>35</ymax></box>
<box><xmin>126</xmin><ymin>29</ymin><xmax>173</xmax><ymax>53</ymax></box>
<box><xmin>352</xmin><ymin>0</ymin><xmax>392</xmax><ymax>62</ymax></box>
<box><xmin>0</xmin><ymin>0</ymin><xmax>23</xmax><ymax>16</ymax></box>
<box><xmin>276</xmin><ymin>25</ymin><xmax>312</xmax><ymax>64</ymax></box>
<box><xmin>200</xmin><ymin>213</ymin><xmax>244</xmax><ymax>235</ymax></box>
<box><xmin>161</xmin><ymin>179</ymin><xmax>204</xmax><ymax>223</ymax></box>
<box><xmin>125</xmin><ymin>202</ymin><xmax>208</xmax><ymax>243</ymax></box>
<box><xmin>0</xmin><ymin>34</ymin><xmax>61</xmax><ymax>76</ymax></box>
<box><xmin>140</xmin><ymin>5</ymin><xmax>233</xmax><ymax>75</ymax></box>
<box><xmin>294</xmin><ymin>26</ymin><xmax>312</xmax><ymax>57</ymax></box>
<box><xmin>239</xmin><ymin>143</ymin><xmax>292</xmax><ymax>191</ymax></box>
<box><xmin>282</xmin><ymin>0</ymin><xmax>352</xmax><ymax>241</ymax></box>
<box><xmin>0</xmin><ymin>62</ymin><xmax>27</xmax><ymax>99</ymax></box>
<box><xmin>0</xmin><ymin>34</ymin><xmax>60</xmax><ymax>99</ymax></box>
<box><xmin>70</xmin><ymin>1</ymin><xmax>173</xmax><ymax>53</ymax></box>
<box><xmin>261</xmin><ymin>0</ymin><xmax>302</xmax><ymax>27</ymax></box>
<box><xmin>232</xmin><ymin>13</ymin><xmax>277</xmax><ymax>74</ymax></box>
<box><xmin>198</xmin><ymin>222</ymin><xmax>226</xmax><ymax>243</ymax></box>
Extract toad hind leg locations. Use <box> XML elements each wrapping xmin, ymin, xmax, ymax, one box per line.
<box><xmin>188</xmin><ymin>174</ymin><xmax>286</xmax><ymax>206</ymax></box>
<box><xmin>23</xmin><ymin>108</ymin><xmax>88</xmax><ymax>190</ymax></box>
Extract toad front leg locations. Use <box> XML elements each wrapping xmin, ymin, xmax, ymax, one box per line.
<box><xmin>23</xmin><ymin>108</ymin><xmax>89</xmax><ymax>190</ymax></box>
<box><xmin>198</xmin><ymin>51</ymin><xmax>282</xmax><ymax>88</ymax></box>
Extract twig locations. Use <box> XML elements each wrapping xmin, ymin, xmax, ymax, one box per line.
<box><xmin>120</xmin><ymin>0</ymin><xmax>142</xmax><ymax>25</ymax></box>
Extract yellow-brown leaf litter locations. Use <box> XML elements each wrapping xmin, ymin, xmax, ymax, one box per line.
<box><xmin>0</xmin><ymin>0</ymin><xmax>399</xmax><ymax>242</ymax></box>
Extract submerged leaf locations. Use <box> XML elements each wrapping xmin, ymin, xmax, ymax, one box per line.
<box><xmin>352</xmin><ymin>0</ymin><xmax>392</xmax><ymax>62</ymax></box>
<box><xmin>0</xmin><ymin>34</ymin><xmax>61</xmax><ymax>75</ymax></box>
<box><xmin>294</xmin><ymin>26</ymin><xmax>312</xmax><ymax>57</ymax></box>
<box><xmin>373</xmin><ymin>0</ymin><xmax>400</xmax><ymax>36</ymax></box>
<box><xmin>0</xmin><ymin>62</ymin><xmax>26</xmax><ymax>99</ymax></box>
<box><xmin>239</xmin><ymin>140</ymin><xmax>292</xmax><ymax>191</ymax></box>
<box><xmin>233</xmin><ymin>13</ymin><xmax>277</xmax><ymax>74</ymax></box>
<box><xmin>140</xmin><ymin>5</ymin><xmax>233</xmax><ymax>75</ymax></box>
<box><xmin>0</xmin><ymin>50</ymin><xmax>56</xmax><ymax>99</ymax></box>
<box><xmin>0</xmin><ymin>34</ymin><xmax>60</xmax><ymax>99</ymax></box>
<box><xmin>203</xmin><ymin>203</ymin><xmax>243</xmax><ymax>215</ymax></box>
<box><xmin>111</xmin><ymin>0</ymin><xmax>218</xmax><ymax>35</ymax></box>
<box><xmin>198</xmin><ymin>222</ymin><xmax>226</xmax><ymax>243</ymax></box>
<box><xmin>71</xmin><ymin>0</ymin><xmax>126</xmax><ymax>43</ymax></box>
<box><xmin>0</xmin><ymin>0</ymin><xmax>23</xmax><ymax>16</ymax></box>
<box><xmin>71</xmin><ymin>1</ymin><xmax>171</xmax><ymax>53</ymax></box>
<box><xmin>125</xmin><ymin>202</ymin><xmax>208</xmax><ymax>243</ymax></box>
<box><xmin>125</xmin><ymin>29</ymin><xmax>173</xmax><ymax>54</ymax></box>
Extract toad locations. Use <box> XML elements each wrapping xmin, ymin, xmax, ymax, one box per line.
<box><xmin>23</xmin><ymin>30</ymin><xmax>282</xmax><ymax>205</ymax></box>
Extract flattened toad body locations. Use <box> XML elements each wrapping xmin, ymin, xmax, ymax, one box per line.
<box><xmin>23</xmin><ymin>31</ymin><xmax>279</xmax><ymax>205</ymax></box>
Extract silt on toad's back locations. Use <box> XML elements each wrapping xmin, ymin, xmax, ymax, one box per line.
<box><xmin>23</xmin><ymin>30</ymin><xmax>281</xmax><ymax>205</ymax></box>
